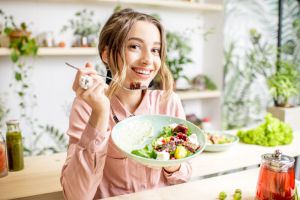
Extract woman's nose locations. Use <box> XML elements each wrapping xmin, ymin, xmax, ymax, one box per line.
<box><xmin>141</xmin><ymin>50</ymin><xmax>152</xmax><ymax>65</ymax></box>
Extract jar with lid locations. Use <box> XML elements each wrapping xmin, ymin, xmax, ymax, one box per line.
<box><xmin>0</xmin><ymin>131</ymin><xmax>8</xmax><ymax>177</ymax></box>
<box><xmin>256</xmin><ymin>149</ymin><xmax>295</xmax><ymax>200</ymax></box>
<box><xmin>6</xmin><ymin>120</ymin><xmax>24</xmax><ymax>171</ymax></box>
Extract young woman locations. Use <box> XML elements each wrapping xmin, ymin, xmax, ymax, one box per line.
<box><xmin>60</xmin><ymin>8</ymin><xmax>192</xmax><ymax>199</ymax></box>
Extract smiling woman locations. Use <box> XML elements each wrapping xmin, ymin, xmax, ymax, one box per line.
<box><xmin>60</xmin><ymin>8</ymin><xmax>192</xmax><ymax>199</ymax></box>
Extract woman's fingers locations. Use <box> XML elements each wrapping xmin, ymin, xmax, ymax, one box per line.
<box><xmin>76</xmin><ymin>75</ymin><xmax>107</xmax><ymax>99</ymax></box>
<box><xmin>85</xmin><ymin>62</ymin><xmax>93</xmax><ymax>68</ymax></box>
<box><xmin>72</xmin><ymin>63</ymin><xmax>98</xmax><ymax>91</ymax></box>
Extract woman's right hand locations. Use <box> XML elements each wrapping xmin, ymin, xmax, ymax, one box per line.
<box><xmin>73</xmin><ymin>63</ymin><xmax>110</xmax><ymax>131</ymax></box>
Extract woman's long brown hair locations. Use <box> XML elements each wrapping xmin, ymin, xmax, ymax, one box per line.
<box><xmin>98</xmin><ymin>8</ymin><xmax>174</xmax><ymax>99</ymax></box>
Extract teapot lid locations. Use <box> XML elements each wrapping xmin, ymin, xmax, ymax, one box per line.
<box><xmin>261</xmin><ymin>149</ymin><xmax>295</xmax><ymax>172</ymax></box>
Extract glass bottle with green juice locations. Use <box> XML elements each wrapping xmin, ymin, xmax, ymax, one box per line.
<box><xmin>6</xmin><ymin>120</ymin><xmax>24</xmax><ymax>171</ymax></box>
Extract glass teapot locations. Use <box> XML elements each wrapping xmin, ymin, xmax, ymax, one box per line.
<box><xmin>256</xmin><ymin>149</ymin><xmax>295</xmax><ymax>200</ymax></box>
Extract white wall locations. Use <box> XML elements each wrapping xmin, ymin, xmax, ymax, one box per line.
<box><xmin>0</xmin><ymin>0</ymin><xmax>223</xmax><ymax>143</ymax></box>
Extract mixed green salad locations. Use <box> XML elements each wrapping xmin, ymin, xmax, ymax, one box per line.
<box><xmin>131</xmin><ymin>124</ymin><xmax>201</xmax><ymax>160</ymax></box>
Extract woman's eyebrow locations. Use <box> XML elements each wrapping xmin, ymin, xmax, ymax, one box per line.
<box><xmin>128</xmin><ymin>37</ymin><xmax>161</xmax><ymax>45</ymax></box>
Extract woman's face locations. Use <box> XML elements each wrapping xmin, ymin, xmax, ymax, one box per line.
<box><xmin>121</xmin><ymin>20</ymin><xmax>162</xmax><ymax>89</ymax></box>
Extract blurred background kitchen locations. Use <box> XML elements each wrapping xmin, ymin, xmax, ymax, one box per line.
<box><xmin>1</xmin><ymin>0</ymin><xmax>300</xmax><ymax>199</ymax></box>
<box><xmin>0</xmin><ymin>0</ymin><xmax>299</xmax><ymax>157</ymax></box>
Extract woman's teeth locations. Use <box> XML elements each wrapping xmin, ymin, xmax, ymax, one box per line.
<box><xmin>133</xmin><ymin>69</ymin><xmax>150</xmax><ymax>75</ymax></box>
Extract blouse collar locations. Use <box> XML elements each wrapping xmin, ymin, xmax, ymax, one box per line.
<box><xmin>110</xmin><ymin>90</ymin><xmax>151</xmax><ymax>122</ymax></box>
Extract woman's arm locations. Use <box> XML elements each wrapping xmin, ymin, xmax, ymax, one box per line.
<box><xmin>60</xmin><ymin>98</ymin><xmax>111</xmax><ymax>200</ymax></box>
<box><xmin>61</xmin><ymin>63</ymin><xmax>111</xmax><ymax>200</ymax></box>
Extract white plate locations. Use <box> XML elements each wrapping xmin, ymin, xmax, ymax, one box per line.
<box><xmin>204</xmin><ymin>131</ymin><xmax>239</xmax><ymax>152</ymax></box>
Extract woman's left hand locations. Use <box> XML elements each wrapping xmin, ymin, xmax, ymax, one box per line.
<box><xmin>163</xmin><ymin>164</ymin><xmax>181</xmax><ymax>174</ymax></box>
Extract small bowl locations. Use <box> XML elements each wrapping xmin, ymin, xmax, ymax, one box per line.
<box><xmin>204</xmin><ymin>131</ymin><xmax>239</xmax><ymax>152</ymax></box>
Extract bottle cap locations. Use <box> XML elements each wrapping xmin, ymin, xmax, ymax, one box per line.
<box><xmin>6</xmin><ymin>119</ymin><xmax>19</xmax><ymax>126</ymax></box>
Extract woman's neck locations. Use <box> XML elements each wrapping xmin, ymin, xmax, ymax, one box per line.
<box><xmin>115</xmin><ymin>89</ymin><xmax>144</xmax><ymax>114</ymax></box>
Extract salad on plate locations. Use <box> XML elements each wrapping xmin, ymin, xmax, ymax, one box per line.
<box><xmin>204</xmin><ymin>131</ymin><xmax>239</xmax><ymax>152</ymax></box>
<box><xmin>131</xmin><ymin>123</ymin><xmax>201</xmax><ymax>161</ymax></box>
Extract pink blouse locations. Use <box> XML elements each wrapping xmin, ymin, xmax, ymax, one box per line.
<box><xmin>60</xmin><ymin>90</ymin><xmax>192</xmax><ymax>199</ymax></box>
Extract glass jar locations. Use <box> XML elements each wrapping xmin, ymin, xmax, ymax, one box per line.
<box><xmin>6</xmin><ymin>120</ymin><xmax>24</xmax><ymax>171</ymax></box>
<box><xmin>0</xmin><ymin>131</ymin><xmax>8</xmax><ymax>177</ymax></box>
<box><xmin>256</xmin><ymin>149</ymin><xmax>295</xmax><ymax>200</ymax></box>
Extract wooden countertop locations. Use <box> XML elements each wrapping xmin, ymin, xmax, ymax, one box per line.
<box><xmin>0</xmin><ymin>153</ymin><xmax>65</xmax><ymax>200</ymax></box>
<box><xmin>0</xmin><ymin>132</ymin><xmax>299</xmax><ymax>199</ymax></box>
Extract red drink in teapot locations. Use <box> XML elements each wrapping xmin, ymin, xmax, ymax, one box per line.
<box><xmin>256</xmin><ymin>149</ymin><xmax>295</xmax><ymax>200</ymax></box>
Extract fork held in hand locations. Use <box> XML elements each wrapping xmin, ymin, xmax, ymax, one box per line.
<box><xmin>65</xmin><ymin>62</ymin><xmax>148</xmax><ymax>91</ymax></box>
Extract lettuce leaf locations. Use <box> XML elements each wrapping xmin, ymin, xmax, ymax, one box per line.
<box><xmin>237</xmin><ymin>113</ymin><xmax>293</xmax><ymax>146</ymax></box>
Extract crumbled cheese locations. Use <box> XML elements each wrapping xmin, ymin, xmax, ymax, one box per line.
<box><xmin>188</xmin><ymin>133</ymin><xmax>199</xmax><ymax>145</ymax></box>
<box><xmin>169</xmin><ymin>123</ymin><xmax>178</xmax><ymax>129</ymax></box>
<box><xmin>155</xmin><ymin>137</ymin><xmax>164</xmax><ymax>146</ymax></box>
<box><xmin>156</xmin><ymin>151</ymin><xmax>170</xmax><ymax>161</ymax></box>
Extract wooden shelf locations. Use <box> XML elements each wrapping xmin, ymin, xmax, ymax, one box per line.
<box><xmin>34</xmin><ymin>0</ymin><xmax>222</xmax><ymax>12</ymax></box>
<box><xmin>0</xmin><ymin>47</ymin><xmax>98</xmax><ymax>56</ymax></box>
<box><xmin>176</xmin><ymin>90</ymin><xmax>221</xmax><ymax>100</ymax></box>
<box><xmin>97</xmin><ymin>0</ymin><xmax>223</xmax><ymax>11</ymax></box>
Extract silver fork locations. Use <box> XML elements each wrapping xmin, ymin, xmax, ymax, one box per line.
<box><xmin>65</xmin><ymin>62</ymin><xmax>148</xmax><ymax>91</ymax></box>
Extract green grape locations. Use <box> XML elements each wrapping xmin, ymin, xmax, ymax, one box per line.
<box><xmin>218</xmin><ymin>191</ymin><xmax>227</xmax><ymax>200</ymax></box>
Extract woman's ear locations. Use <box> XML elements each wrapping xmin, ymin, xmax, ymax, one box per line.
<box><xmin>101</xmin><ymin>47</ymin><xmax>108</xmax><ymax>64</ymax></box>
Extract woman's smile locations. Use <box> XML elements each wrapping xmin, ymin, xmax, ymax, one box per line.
<box><xmin>131</xmin><ymin>67</ymin><xmax>154</xmax><ymax>79</ymax></box>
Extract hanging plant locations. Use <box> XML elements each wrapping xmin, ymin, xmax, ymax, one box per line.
<box><xmin>0</xmin><ymin>10</ymin><xmax>38</xmax><ymax>120</ymax></box>
<box><xmin>1</xmin><ymin>10</ymin><xmax>67</xmax><ymax>156</ymax></box>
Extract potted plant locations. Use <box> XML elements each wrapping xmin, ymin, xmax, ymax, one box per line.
<box><xmin>0</xmin><ymin>10</ymin><xmax>38</xmax><ymax>62</ymax></box>
<box><xmin>266</xmin><ymin>60</ymin><xmax>300</xmax><ymax>131</ymax></box>
<box><xmin>61</xmin><ymin>9</ymin><xmax>101</xmax><ymax>47</ymax></box>
<box><xmin>166</xmin><ymin>31</ymin><xmax>193</xmax><ymax>89</ymax></box>
<box><xmin>266</xmin><ymin>17</ymin><xmax>300</xmax><ymax>131</ymax></box>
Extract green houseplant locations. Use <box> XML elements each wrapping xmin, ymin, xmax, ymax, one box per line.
<box><xmin>166</xmin><ymin>31</ymin><xmax>193</xmax><ymax>84</ymax></box>
<box><xmin>267</xmin><ymin>60</ymin><xmax>300</xmax><ymax>107</ymax></box>
<box><xmin>0</xmin><ymin>10</ymin><xmax>38</xmax><ymax>62</ymax></box>
<box><xmin>268</xmin><ymin>19</ymin><xmax>300</xmax><ymax>131</ymax></box>
<box><xmin>61</xmin><ymin>9</ymin><xmax>101</xmax><ymax>47</ymax></box>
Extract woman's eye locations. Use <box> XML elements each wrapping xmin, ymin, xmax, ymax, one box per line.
<box><xmin>152</xmin><ymin>48</ymin><xmax>161</xmax><ymax>55</ymax></box>
<box><xmin>129</xmin><ymin>44</ymin><xmax>140</xmax><ymax>50</ymax></box>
